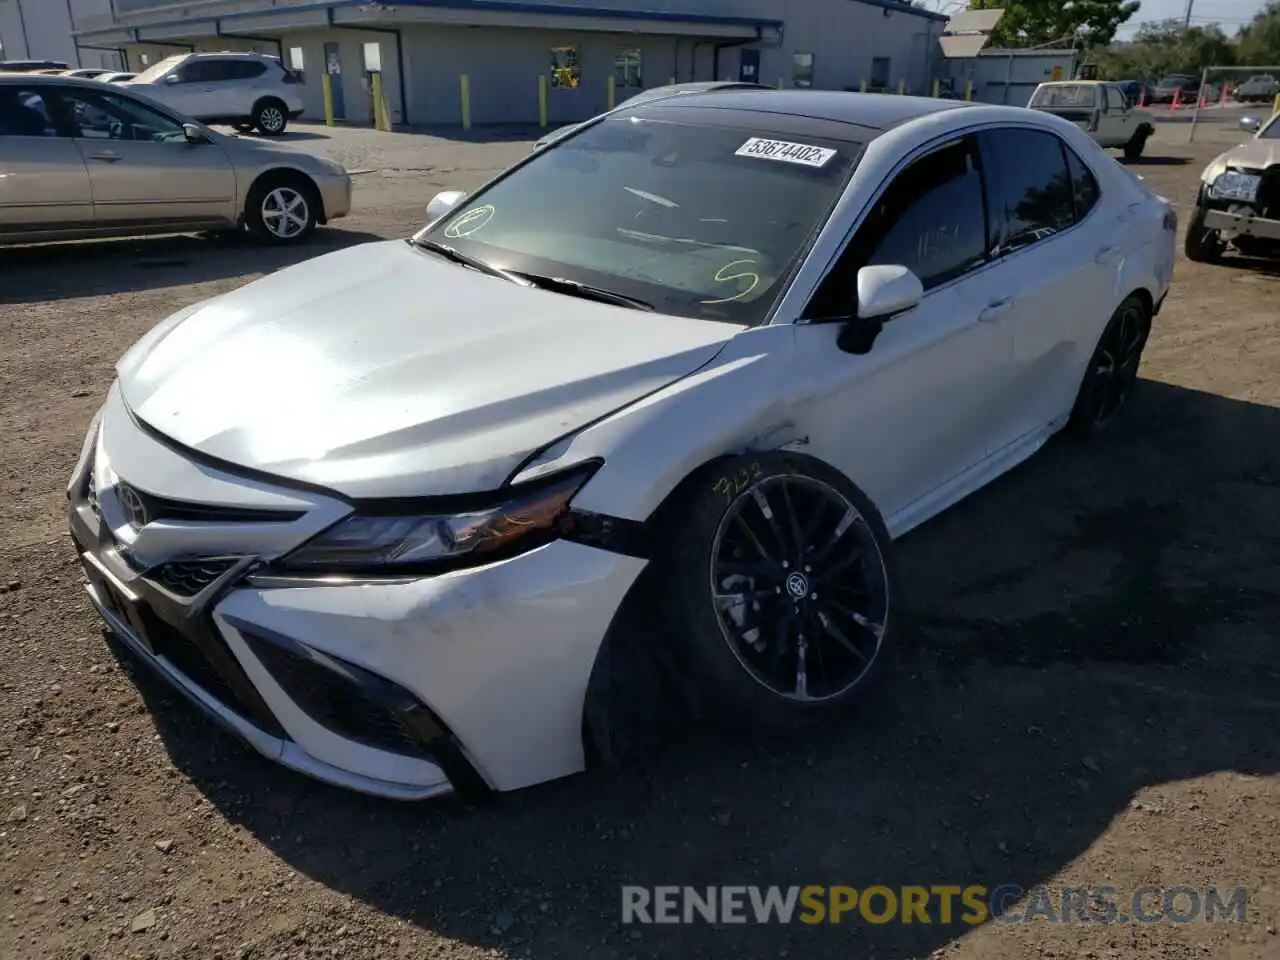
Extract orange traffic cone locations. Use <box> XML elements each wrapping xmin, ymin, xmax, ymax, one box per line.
<box><xmin>1170</xmin><ymin>88</ymin><xmax>1181</xmax><ymax>111</ymax></box>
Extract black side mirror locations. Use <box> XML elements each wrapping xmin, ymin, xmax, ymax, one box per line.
<box><xmin>836</xmin><ymin>317</ymin><xmax>884</xmax><ymax>355</ymax></box>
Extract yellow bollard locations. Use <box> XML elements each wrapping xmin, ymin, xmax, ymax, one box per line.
<box><xmin>777</xmin><ymin>77</ymin><xmax>784</xmax><ymax>89</ymax></box>
<box><xmin>371</xmin><ymin>72</ymin><xmax>386</xmax><ymax>130</ymax></box>
<box><xmin>1274</xmin><ymin>92</ymin><xmax>1280</xmax><ymax>116</ymax></box>
<box><xmin>538</xmin><ymin>74</ymin><xmax>548</xmax><ymax>128</ymax></box>
<box><xmin>668</xmin><ymin>75</ymin><xmax>675</xmax><ymax>85</ymax></box>
<box><xmin>964</xmin><ymin>79</ymin><xmax>973</xmax><ymax>102</ymax></box>
<box><xmin>459</xmin><ymin>74</ymin><xmax>471</xmax><ymax>131</ymax></box>
<box><xmin>606</xmin><ymin>74</ymin><xmax>615</xmax><ymax>110</ymax></box>
<box><xmin>860</xmin><ymin>78</ymin><xmax>867</xmax><ymax>93</ymax></box>
<box><xmin>932</xmin><ymin>77</ymin><xmax>940</xmax><ymax>98</ymax></box>
<box><xmin>321</xmin><ymin>73</ymin><xmax>335</xmax><ymax>126</ymax></box>
<box><xmin>897</xmin><ymin>79</ymin><xmax>905</xmax><ymax>95</ymax></box>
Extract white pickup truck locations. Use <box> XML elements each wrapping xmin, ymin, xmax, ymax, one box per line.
<box><xmin>1027</xmin><ymin>81</ymin><xmax>1157</xmax><ymax>160</ymax></box>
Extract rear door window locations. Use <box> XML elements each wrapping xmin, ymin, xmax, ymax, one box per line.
<box><xmin>977</xmin><ymin>128</ymin><xmax>1077</xmax><ymax>257</ymax></box>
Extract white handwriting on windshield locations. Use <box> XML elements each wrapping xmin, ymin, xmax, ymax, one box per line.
<box><xmin>700</xmin><ymin>259</ymin><xmax>761</xmax><ymax>305</ymax></box>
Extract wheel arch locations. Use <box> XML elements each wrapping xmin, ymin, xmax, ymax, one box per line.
<box><xmin>250</xmin><ymin>93</ymin><xmax>287</xmax><ymax>116</ymax></box>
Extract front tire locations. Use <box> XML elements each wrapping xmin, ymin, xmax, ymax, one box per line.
<box><xmin>1123</xmin><ymin>129</ymin><xmax>1149</xmax><ymax>161</ymax></box>
<box><xmin>1068</xmin><ymin>294</ymin><xmax>1151</xmax><ymax>436</ymax></box>
<box><xmin>657</xmin><ymin>453</ymin><xmax>898</xmax><ymax>733</ymax></box>
<box><xmin>253</xmin><ymin>99</ymin><xmax>288</xmax><ymax>136</ymax></box>
<box><xmin>1184</xmin><ymin>203</ymin><xmax>1226</xmax><ymax>262</ymax></box>
<box><xmin>245</xmin><ymin>175</ymin><xmax>318</xmax><ymax>244</ymax></box>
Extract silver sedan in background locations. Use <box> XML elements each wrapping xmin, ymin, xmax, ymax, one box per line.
<box><xmin>0</xmin><ymin>74</ymin><xmax>351</xmax><ymax>246</ymax></box>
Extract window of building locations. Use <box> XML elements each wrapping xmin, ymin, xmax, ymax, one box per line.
<box><xmin>362</xmin><ymin>41</ymin><xmax>382</xmax><ymax>73</ymax></box>
<box><xmin>615</xmin><ymin>48</ymin><xmax>642</xmax><ymax>88</ymax></box>
<box><xmin>870</xmin><ymin>57</ymin><xmax>890</xmax><ymax>90</ymax></box>
<box><xmin>978</xmin><ymin>128</ymin><xmax>1077</xmax><ymax>256</ymax></box>
<box><xmin>792</xmin><ymin>52</ymin><xmax>814</xmax><ymax>89</ymax></box>
<box><xmin>287</xmin><ymin>46</ymin><xmax>305</xmax><ymax>83</ymax></box>
<box><xmin>550</xmin><ymin>45</ymin><xmax>580</xmax><ymax>89</ymax></box>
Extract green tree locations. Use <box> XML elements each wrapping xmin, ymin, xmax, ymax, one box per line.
<box><xmin>1093</xmin><ymin>21</ymin><xmax>1236</xmax><ymax>80</ymax></box>
<box><xmin>1235</xmin><ymin>1</ymin><xmax>1280</xmax><ymax>66</ymax></box>
<box><xmin>967</xmin><ymin>0</ymin><xmax>1140</xmax><ymax>49</ymax></box>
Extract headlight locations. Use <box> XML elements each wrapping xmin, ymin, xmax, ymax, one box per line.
<box><xmin>277</xmin><ymin>461</ymin><xmax>600</xmax><ymax>573</ymax></box>
<box><xmin>1208</xmin><ymin>169</ymin><xmax>1262</xmax><ymax>203</ymax></box>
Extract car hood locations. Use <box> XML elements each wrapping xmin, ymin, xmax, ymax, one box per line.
<box><xmin>116</xmin><ymin>240</ymin><xmax>739</xmax><ymax>499</ymax></box>
<box><xmin>1219</xmin><ymin>140</ymin><xmax>1280</xmax><ymax>170</ymax></box>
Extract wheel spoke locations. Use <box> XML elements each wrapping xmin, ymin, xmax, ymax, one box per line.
<box><xmin>825</xmin><ymin>597</ymin><xmax>885</xmax><ymax>640</ymax></box>
<box><xmin>714</xmin><ymin>560</ymin><xmax>778</xmax><ymax>581</ymax></box>
<box><xmin>794</xmin><ymin>636</ymin><xmax>809</xmax><ymax>699</ymax></box>
<box><xmin>816</xmin><ymin>609</ymin><xmax>867</xmax><ymax>663</ymax></box>
<box><xmin>750</xmin><ymin>485</ymin><xmax>788</xmax><ymax>557</ymax></box>
<box><xmin>731</xmin><ymin>512</ymin><xmax>773</xmax><ymax>563</ymax></box>
<box><xmin>780</xmin><ymin>482</ymin><xmax>806</xmax><ymax>558</ymax></box>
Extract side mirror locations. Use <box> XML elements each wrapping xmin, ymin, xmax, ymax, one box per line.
<box><xmin>182</xmin><ymin>122</ymin><xmax>208</xmax><ymax>144</ymax></box>
<box><xmin>857</xmin><ymin>264</ymin><xmax>923</xmax><ymax>319</ymax></box>
<box><xmin>1240</xmin><ymin>116</ymin><xmax>1261</xmax><ymax>133</ymax></box>
<box><xmin>164</xmin><ymin>74</ymin><xmax>181</xmax><ymax>84</ymax></box>
<box><xmin>425</xmin><ymin>189</ymin><xmax>466</xmax><ymax>225</ymax></box>
<box><xmin>834</xmin><ymin>265</ymin><xmax>923</xmax><ymax>355</ymax></box>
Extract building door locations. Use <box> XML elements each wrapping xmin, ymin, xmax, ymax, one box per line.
<box><xmin>324</xmin><ymin>42</ymin><xmax>346</xmax><ymax>120</ymax></box>
<box><xmin>871</xmin><ymin>57</ymin><xmax>891</xmax><ymax>90</ymax></box>
<box><xmin>739</xmin><ymin>49</ymin><xmax>760</xmax><ymax>84</ymax></box>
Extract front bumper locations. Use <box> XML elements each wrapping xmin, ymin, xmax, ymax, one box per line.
<box><xmin>1203</xmin><ymin>208</ymin><xmax>1280</xmax><ymax>241</ymax></box>
<box><xmin>317</xmin><ymin>173</ymin><xmax>353</xmax><ymax>222</ymax></box>
<box><xmin>67</xmin><ymin>388</ymin><xmax>646</xmax><ymax>798</ymax></box>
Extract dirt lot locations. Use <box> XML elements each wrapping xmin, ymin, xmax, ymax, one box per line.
<box><xmin>1</xmin><ymin>118</ymin><xmax>1278</xmax><ymax>960</ymax></box>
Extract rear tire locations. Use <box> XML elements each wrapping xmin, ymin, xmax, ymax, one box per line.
<box><xmin>656</xmin><ymin>452</ymin><xmax>898</xmax><ymax>734</ymax></box>
<box><xmin>253</xmin><ymin>99</ymin><xmax>288</xmax><ymax>136</ymax></box>
<box><xmin>245</xmin><ymin>174</ymin><xmax>318</xmax><ymax>244</ymax></box>
<box><xmin>1184</xmin><ymin>203</ymin><xmax>1226</xmax><ymax>263</ymax></box>
<box><xmin>1068</xmin><ymin>294</ymin><xmax>1151</xmax><ymax>437</ymax></box>
<box><xmin>232</xmin><ymin>122</ymin><xmax>255</xmax><ymax>134</ymax></box>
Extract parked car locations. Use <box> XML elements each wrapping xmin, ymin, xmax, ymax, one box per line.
<box><xmin>1184</xmin><ymin>113</ymin><xmax>1280</xmax><ymax>263</ymax></box>
<box><xmin>532</xmin><ymin>80</ymin><xmax>769</xmax><ymax>149</ymax></box>
<box><xmin>0</xmin><ymin>59</ymin><xmax>70</xmax><ymax>73</ymax></box>
<box><xmin>67</xmin><ymin>88</ymin><xmax>1176</xmax><ymax>800</ymax></box>
<box><xmin>1116</xmin><ymin>79</ymin><xmax>1152</xmax><ymax>106</ymax></box>
<box><xmin>64</xmin><ymin>68</ymin><xmax>111</xmax><ymax>79</ymax></box>
<box><xmin>122</xmin><ymin>51</ymin><xmax>303</xmax><ymax>136</ymax></box>
<box><xmin>0</xmin><ymin>74</ymin><xmax>350</xmax><ymax>246</ymax></box>
<box><xmin>1027</xmin><ymin>81</ymin><xmax>1156</xmax><ymax>159</ymax></box>
<box><xmin>1235</xmin><ymin>75</ymin><xmax>1279</xmax><ymax>103</ymax></box>
<box><xmin>95</xmin><ymin>72</ymin><xmax>138</xmax><ymax>84</ymax></box>
<box><xmin>1149</xmin><ymin>75</ymin><xmax>1199</xmax><ymax>103</ymax></box>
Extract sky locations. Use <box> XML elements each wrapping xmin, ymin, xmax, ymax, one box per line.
<box><xmin>1113</xmin><ymin>0</ymin><xmax>1271</xmax><ymax>38</ymax></box>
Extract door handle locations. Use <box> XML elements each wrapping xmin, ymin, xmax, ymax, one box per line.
<box><xmin>1095</xmin><ymin>245</ymin><xmax>1119</xmax><ymax>264</ymax></box>
<box><xmin>978</xmin><ymin>297</ymin><xmax>1013</xmax><ymax>322</ymax></box>
<box><xmin>88</xmin><ymin>152</ymin><xmax>121</xmax><ymax>163</ymax></box>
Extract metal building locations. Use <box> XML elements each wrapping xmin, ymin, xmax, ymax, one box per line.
<box><xmin>52</xmin><ymin>0</ymin><xmax>947</xmax><ymax>126</ymax></box>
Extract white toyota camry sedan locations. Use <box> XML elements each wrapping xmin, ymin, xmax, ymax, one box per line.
<box><xmin>68</xmin><ymin>89</ymin><xmax>1176</xmax><ymax>801</ymax></box>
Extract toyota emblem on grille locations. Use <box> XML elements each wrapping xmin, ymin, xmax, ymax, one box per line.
<box><xmin>116</xmin><ymin>483</ymin><xmax>148</xmax><ymax>529</ymax></box>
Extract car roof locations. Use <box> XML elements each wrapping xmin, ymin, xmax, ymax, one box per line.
<box><xmin>0</xmin><ymin>73</ymin><xmax>129</xmax><ymax>89</ymax></box>
<box><xmin>633</xmin><ymin>88</ymin><xmax>973</xmax><ymax>134</ymax></box>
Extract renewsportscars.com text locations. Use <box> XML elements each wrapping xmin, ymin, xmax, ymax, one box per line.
<box><xmin>621</xmin><ymin>884</ymin><xmax>1247</xmax><ymax>926</ymax></box>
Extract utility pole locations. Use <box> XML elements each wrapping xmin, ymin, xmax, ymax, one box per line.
<box><xmin>1182</xmin><ymin>0</ymin><xmax>1195</xmax><ymax>28</ymax></box>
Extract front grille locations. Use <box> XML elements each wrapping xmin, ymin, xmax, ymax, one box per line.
<box><xmin>149</xmin><ymin>558</ymin><xmax>240</xmax><ymax>597</ymax></box>
<box><xmin>115</xmin><ymin>483</ymin><xmax>304</xmax><ymax>526</ymax></box>
<box><xmin>241</xmin><ymin>631</ymin><xmax>434</xmax><ymax>760</ymax></box>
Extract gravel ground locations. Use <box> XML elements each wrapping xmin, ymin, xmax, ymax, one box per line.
<box><xmin>0</xmin><ymin>117</ymin><xmax>1278</xmax><ymax>960</ymax></box>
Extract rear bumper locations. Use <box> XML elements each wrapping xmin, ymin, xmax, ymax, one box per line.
<box><xmin>1204</xmin><ymin>208</ymin><xmax>1280</xmax><ymax>240</ymax></box>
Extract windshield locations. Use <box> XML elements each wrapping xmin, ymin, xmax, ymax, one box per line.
<box><xmin>1030</xmin><ymin>84</ymin><xmax>1095</xmax><ymax>108</ymax></box>
<box><xmin>1259</xmin><ymin>116</ymin><xmax>1280</xmax><ymax>139</ymax></box>
<box><xmin>421</xmin><ymin>114</ymin><xmax>860</xmax><ymax>325</ymax></box>
<box><xmin>131</xmin><ymin>55</ymin><xmax>184</xmax><ymax>84</ymax></box>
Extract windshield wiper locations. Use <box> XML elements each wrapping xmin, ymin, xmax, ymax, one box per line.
<box><xmin>513</xmin><ymin>272</ymin><xmax>655</xmax><ymax>311</ymax></box>
<box><xmin>411</xmin><ymin>237</ymin><xmax>528</xmax><ymax>284</ymax></box>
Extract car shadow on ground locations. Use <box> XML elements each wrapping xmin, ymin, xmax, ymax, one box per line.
<box><xmin>1124</xmin><ymin>156</ymin><xmax>1192</xmax><ymax>166</ymax></box>
<box><xmin>0</xmin><ymin>227</ymin><xmax>387</xmax><ymax>303</ymax></box>
<box><xmin>1220</xmin><ymin>253</ymin><xmax>1280</xmax><ymax>277</ymax></box>
<box><xmin>395</xmin><ymin>123</ymin><xmax>553</xmax><ymax>144</ymax></box>
<box><xmin>219</xmin><ymin>129</ymin><xmax>333</xmax><ymax>143</ymax></box>
<box><xmin>110</xmin><ymin>378</ymin><xmax>1279</xmax><ymax>959</ymax></box>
